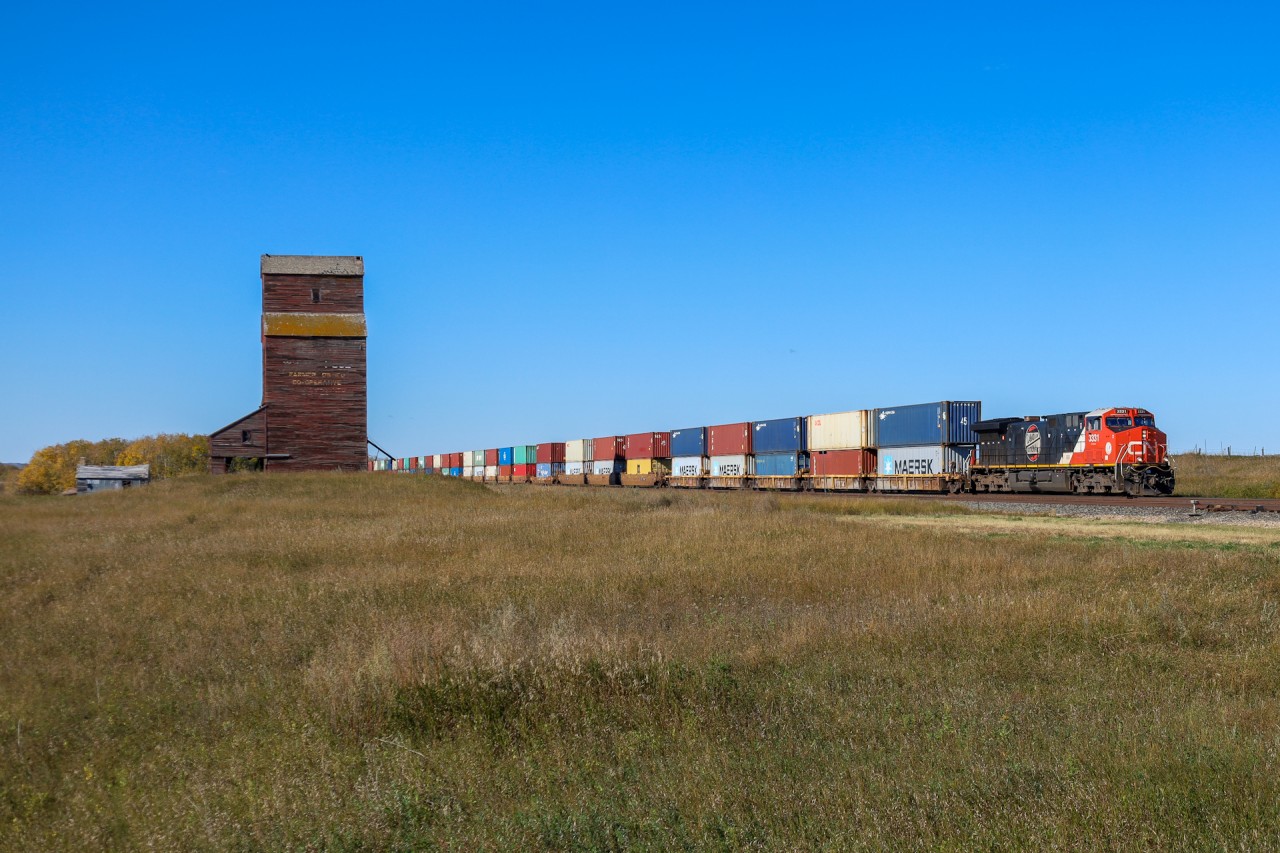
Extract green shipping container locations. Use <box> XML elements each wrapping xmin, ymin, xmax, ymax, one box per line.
<box><xmin>513</xmin><ymin>445</ymin><xmax>537</xmax><ymax>465</ymax></box>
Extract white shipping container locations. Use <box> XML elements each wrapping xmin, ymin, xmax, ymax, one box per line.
<box><xmin>710</xmin><ymin>455</ymin><xmax>753</xmax><ymax>477</ymax></box>
<box><xmin>463</xmin><ymin>466</ymin><xmax>475</xmax><ymax>477</ymax></box>
<box><xmin>566</xmin><ymin>439</ymin><xmax>592</xmax><ymax>463</ymax></box>
<box><xmin>485</xmin><ymin>465</ymin><xmax>498</xmax><ymax>478</ymax></box>
<box><xmin>671</xmin><ymin>456</ymin><xmax>707</xmax><ymax>477</ymax></box>
<box><xmin>593</xmin><ymin>459</ymin><xmax>623</xmax><ymax>475</ymax></box>
<box><xmin>877</xmin><ymin>445</ymin><xmax>973</xmax><ymax>476</ymax></box>
<box><xmin>432</xmin><ymin>454</ymin><xmax>443</xmax><ymax>468</ymax></box>
<box><xmin>564</xmin><ymin>461</ymin><xmax>589</xmax><ymax>476</ymax></box>
<box><xmin>808</xmin><ymin>410</ymin><xmax>871</xmax><ymax>451</ymax></box>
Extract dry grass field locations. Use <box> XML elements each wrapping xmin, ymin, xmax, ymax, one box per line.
<box><xmin>1173</xmin><ymin>452</ymin><xmax>1280</xmax><ymax>499</ymax></box>
<box><xmin>3</xmin><ymin>474</ymin><xmax>1280</xmax><ymax>849</ymax></box>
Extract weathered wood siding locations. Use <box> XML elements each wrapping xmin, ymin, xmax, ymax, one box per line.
<box><xmin>209</xmin><ymin>407</ymin><xmax>268</xmax><ymax>471</ymax></box>
<box><xmin>262</xmin><ymin>336</ymin><xmax>367</xmax><ymax>472</ymax></box>
<box><xmin>262</xmin><ymin>274</ymin><xmax>364</xmax><ymax>314</ymax></box>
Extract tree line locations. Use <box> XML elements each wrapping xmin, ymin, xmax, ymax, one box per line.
<box><xmin>10</xmin><ymin>434</ymin><xmax>210</xmax><ymax>495</ymax></box>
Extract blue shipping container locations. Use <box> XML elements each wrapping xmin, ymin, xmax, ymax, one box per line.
<box><xmin>422</xmin><ymin>467</ymin><xmax>434</xmax><ymax>475</ymax></box>
<box><xmin>450</xmin><ymin>467</ymin><xmax>463</xmax><ymax>477</ymax></box>
<box><xmin>498</xmin><ymin>447</ymin><xmax>514</xmax><ymax>466</ymax></box>
<box><xmin>752</xmin><ymin>417</ymin><xmax>807</xmax><ymax>453</ymax></box>
<box><xmin>753</xmin><ymin>451</ymin><xmax>808</xmax><ymax>477</ymax></box>
<box><xmin>872</xmin><ymin>401</ymin><xmax>982</xmax><ymax>447</ymax></box>
<box><xmin>670</xmin><ymin>427</ymin><xmax>707</xmax><ymax>457</ymax></box>
<box><xmin>535</xmin><ymin>462</ymin><xmax>565</xmax><ymax>478</ymax></box>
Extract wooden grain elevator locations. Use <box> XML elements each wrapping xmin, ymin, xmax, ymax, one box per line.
<box><xmin>209</xmin><ymin>255</ymin><xmax>368</xmax><ymax>473</ymax></box>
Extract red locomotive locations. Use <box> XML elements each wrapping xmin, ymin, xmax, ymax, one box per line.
<box><xmin>969</xmin><ymin>407</ymin><xmax>1174</xmax><ymax>496</ymax></box>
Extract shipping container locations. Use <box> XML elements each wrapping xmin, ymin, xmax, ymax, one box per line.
<box><xmin>422</xmin><ymin>467</ymin><xmax>434</xmax><ymax>476</ymax></box>
<box><xmin>626</xmin><ymin>458</ymin><xmax>671</xmax><ymax>476</ymax></box>
<box><xmin>592</xmin><ymin>459</ymin><xmax>624</xmax><ymax>475</ymax></box>
<box><xmin>535</xmin><ymin>462</ymin><xmax>566</xmax><ymax>479</ymax></box>
<box><xmin>709</xmin><ymin>455</ymin><xmax>752</xmax><ymax>477</ymax></box>
<box><xmin>872</xmin><ymin>401</ymin><xmax>982</xmax><ymax>447</ymax></box>
<box><xmin>513</xmin><ymin>445</ymin><xmax>537</xmax><ymax>465</ymax></box>
<box><xmin>451</xmin><ymin>467</ymin><xmax>463</xmax><ymax>477</ymax></box>
<box><xmin>565</xmin><ymin>439</ymin><xmax>590</xmax><ymax>463</ymax></box>
<box><xmin>513</xmin><ymin>463</ymin><xmax>535</xmax><ymax>481</ymax></box>
<box><xmin>536</xmin><ymin>442</ymin><xmax>566</xmax><ymax>464</ymax></box>
<box><xmin>670</xmin><ymin>456</ymin><xmax>707</xmax><ymax>477</ymax></box>
<box><xmin>708</xmin><ymin>422</ymin><xmax>751</xmax><ymax>456</ymax></box>
<box><xmin>877</xmin><ymin>444</ymin><xmax>974</xmax><ymax>476</ymax></box>
<box><xmin>484</xmin><ymin>449</ymin><xmax>498</xmax><ymax>466</ymax></box>
<box><xmin>811</xmin><ymin>449</ymin><xmax>876</xmax><ymax>477</ymax></box>
<box><xmin>498</xmin><ymin>464</ymin><xmax>513</xmax><ymax>480</ymax></box>
<box><xmin>498</xmin><ymin>447</ymin><xmax>514</xmax><ymax>466</ymax></box>
<box><xmin>752</xmin><ymin>451</ymin><xmax>807</xmax><ymax>477</ymax></box>
<box><xmin>484</xmin><ymin>465</ymin><xmax>498</xmax><ymax>479</ymax></box>
<box><xmin>808</xmin><ymin>410</ymin><xmax>871</xmax><ymax>451</ymax></box>
<box><xmin>432</xmin><ymin>453</ymin><xmax>443</xmax><ymax>468</ymax></box>
<box><xmin>752</xmin><ymin>417</ymin><xmax>806</xmax><ymax>453</ymax></box>
<box><xmin>462</xmin><ymin>466</ymin><xmax>474</xmax><ymax>478</ymax></box>
<box><xmin>670</xmin><ymin>426</ymin><xmax>707</xmax><ymax>457</ymax></box>
<box><xmin>475</xmin><ymin>450</ymin><xmax>489</xmax><ymax>467</ymax></box>
<box><xmin>625</xmin><ymin>432</ymin><xmax>671</xmax><ymax>459</ymax></box>
<box><xmin>593</xmin><ymin>436</ymin><xmax>626</xmax><ymax>461</ymax></box>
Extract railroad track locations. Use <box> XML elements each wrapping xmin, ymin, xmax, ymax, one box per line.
<box><xmin>828</xmin><ymin>491</ymin><xmax>1280</xmax><ymax>513</ymax></box>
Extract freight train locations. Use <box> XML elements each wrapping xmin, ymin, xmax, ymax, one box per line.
<box><xmin>375</xmin><ymin>402</ymin><xmax>1175</xmax><ymax>497</ymax></box>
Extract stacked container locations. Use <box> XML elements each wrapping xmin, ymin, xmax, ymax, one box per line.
<box><xmin>751</xmin><ymin>417</ymin><xmax>807</xmax><ymax>490</ymax></box>
<box><xmin>669</xmin><ymin>427</ymin><xmax>708</xmax><ymax>488</ymax></box>
<box><xmin>622</xmin><ymin>431</ymin><xmax>671</xmax><ymax>486</ymax></box>
<box><xmin>708</xmin><ymin>422</ymin><xmax>752</xmax><ymax>488</ymax></box>
<box><xmin>535</xmin><ymin>442</ymin><xmax>566</xmax><ymax>483</ymax></box>
<box><xmin>450</xmin><ymin>452</ymin><xmax>463</xmax><ymax>477</ymax></box>
<box><xmin>512</xmin><ymin>445</ymin><xmax>537</xmax><ymax>482</ymax></box>
<box><xmin>498</xmin><ymin>447</ymin><xmax>514</xmax><ymax>483</ymax></box>
<box><xmin>562</xmin><ymin>439</ymin><xmax>592</xmax><ymax>485</ymax></box>
<box><xmin>484</xmin><ymin>448</ymin><xmax>499</xmax><ymax>481</ymax></box>
<box><xmin>872</xmin><ymin>401</ymin><xmax>980</xmax><ymax>491</ymax></box>
<box><xmin>808</xmin><ymin>410</ymin><xmax>875</xmax><ymax>491</ymax></box>
<box><xmin>589</xmin><ymin>436</ymin><xmax>626</xmax><ymax>485</ymax></box>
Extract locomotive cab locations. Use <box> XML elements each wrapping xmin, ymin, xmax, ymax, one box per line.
<box><xmin>1077</xmin><ymin>407</ymin><xmax>1167</xmax><ymax>467</ymax></box>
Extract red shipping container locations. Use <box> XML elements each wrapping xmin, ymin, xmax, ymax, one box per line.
<box><xmin>536</xmin><ymin>442</ymin><xmax>566</xmax><ymax>464</ymax></box>
<box><xmin>409</xmin><ymin>457</ymin><xmax>418</xmax><ymax>470</ymax></box>
<box><xmin>810</xmin><ymin>449</ymin><xmax>876</xmax><ymax>477</ymax></box>
<box><xmin>513</xmin><ymin>463</ymin><xmax>536</xmax><ymax>479</ymax></box>
<box><xmin>499</xmin><ymin>465</ymin><xmax>513</xmax><ymax>479</ymax></box>
<box><xmin>485</xmin><ymin>448</ymin><xmax>499</xmax><ymax>466</ymax></box>
<box><xmin>593</xmin><ymin>436</ymin><xmax>626</xmax><ymax>460</ymax></box>
<box><xmin>625</xmin><ymin>431</ymin><xmax>671</xmax><ymax>459</ymax></box>
<box><xmin>708</xmin><ymin>422</ymin><xmax>752</xmax><ymax>456</ymax></box>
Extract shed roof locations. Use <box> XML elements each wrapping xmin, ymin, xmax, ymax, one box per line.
<box><xmin>76</xmin><ymin>464</ymin><xmax>151</xmax><ymax>480</ymax></box>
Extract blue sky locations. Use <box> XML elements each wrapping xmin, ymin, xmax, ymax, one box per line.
<box><xmin>3</xmin><ymin>3</ymin><xmax>1279</xmax><ymax>461</ymax></box>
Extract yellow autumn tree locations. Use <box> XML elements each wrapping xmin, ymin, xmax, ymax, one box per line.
<box><xmin>15</xmin><ymin>434</ymin><xmax>209</xmax><ymax>495</ymax></box>
<box><xmin>16</xmin><ymin>438</ymin><xmax>127</xmax><ymax>495</ymax></box>
<box><xmin>116</xmin><ymin>433</ymin><xmax>210</xmax><ymax>480</ymax></box>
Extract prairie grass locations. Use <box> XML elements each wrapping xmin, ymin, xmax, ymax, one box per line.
<box><xmin>2</xmin><ymin>474</ymin><xmax>1279</xmax><ymax>849</ymax></box>
<box><xmin>1173</xmin><ymin>452</ymin><xmax>1280</xmax><ymax>499</ymax></box>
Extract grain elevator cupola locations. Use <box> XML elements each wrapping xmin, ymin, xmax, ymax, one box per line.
<box><xmin>209</xmin><ymin>255</ymin><xmax>368</xmax><ymax>473</ymax></box>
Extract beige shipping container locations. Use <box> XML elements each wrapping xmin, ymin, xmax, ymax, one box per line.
<box><xmin>565</xmin><ymin>439</ymin><xmax>594</xmax><ymax>463</ymax></box>
<box><xmin>808</xmin><ymin>409</ymin><xmax>871</xmax><ymax>451</ymax></box>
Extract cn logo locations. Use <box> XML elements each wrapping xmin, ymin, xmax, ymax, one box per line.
<box><xmin>1024</xmin><ymin>424</ymin><xmax>1041</xmax><ymax>462</ymax></box>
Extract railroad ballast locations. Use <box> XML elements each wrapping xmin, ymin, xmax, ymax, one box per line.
<box><xmin>377</xmin><ymin>402</ymin><xmax>1175</xmax><ymax>497</ymax></box>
